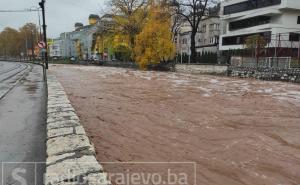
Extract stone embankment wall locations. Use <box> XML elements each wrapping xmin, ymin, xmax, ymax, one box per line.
<box><xmin>175</xmin><ymin>64</ymin><xmax>228</xmax><ymax>75</ymax></box>
<box><xmin>228</xmin><ymin>67</ymin><xmax>300</xmax><ymax>83</ymax></box>
<box><xmin>46</xmin><ymin>73</ymin><xmax>110</xmax><ymax>185</ymax></box>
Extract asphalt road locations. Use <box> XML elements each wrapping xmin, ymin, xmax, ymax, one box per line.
<box><xmin>0</xmin><ymin>61</ymin><xmax>46</xmax><ymax>185</ymax></box>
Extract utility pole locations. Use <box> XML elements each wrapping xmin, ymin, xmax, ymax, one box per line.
<box><xmin>39</xmin><ymin>0</ymin><xmax>48</xmax><ymax>69</ymax></box>
<box><xmin>31</xmin><ymin>31</ymin><xmax>35</xmax><ymax>61</ymax></box>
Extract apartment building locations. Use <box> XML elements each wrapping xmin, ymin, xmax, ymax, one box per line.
<box><xmin>176</xmin><ymin>16</ymin><xmax>221</xmax><ymax>55</ymax></box>
<box><xmin>49</xmin><ymin>38</ymin><xmax>62</xmax><ymax>58</ymax></box>
<box><xmin>52</xmin><ymin>14</ymin><xmax>115</xmax><ymax>60</ymax></box>
<box><xmin>219</xmin><ymin>0</ymin><xmax>300</xmax><ymax>51</ymax></box>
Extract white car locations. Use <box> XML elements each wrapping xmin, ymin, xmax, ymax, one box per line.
<box><xmin>70</xmin><ymin>57</ymin><xmax>76</xmax><ymax>61</ymax></box>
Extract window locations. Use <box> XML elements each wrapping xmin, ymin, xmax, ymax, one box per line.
<box><xmin>289</xmin><ymin>33</ymin><xmax>300</xmax><ymax>41</ymax></box>
<box><xmin>222</xmin><ymin>31</ymin><xmax>271</xmax><ymax>46</ymax></box>
<box><xmin>209</xmin><ymin>37</ymin><xmax>219</xmax><ymax>44</ymax></box>
<box><xmin>209</xmin><ymin>24</ymin><xmax>220</xmax><ymax>31</ymax></box>
<box><xmin>209</xmin><ymin>24</ymin><xmax>214</xmax><ymax>31</ymax></box>
<box><xmin>229</xmin><ymin>16</ymin><xmax>271</xmax><ymax>31</ymax></box>
<box><xmin>224</xmin><ymin>0</ymin><xmax>281</xmax><ymax>15</ymax></box>
<box><xmin>202</xmin><ymin>25</ymin><xmax>206</xmax><ymax>33</ymax></box>
<box><xmin>215</xmin><ymin>36</ymin><xmax>219</xmax><ymax>44</ymax></box>
<box><xmin>298</xmin><ymin>16</ymin><xmax>300</xmax><ymax>24</ymax></box>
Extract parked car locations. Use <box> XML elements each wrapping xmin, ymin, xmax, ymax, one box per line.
<box><xmin>70</xmin><ymin>57</ymin><xmax>76</xmax><ymax>62</ymax></box>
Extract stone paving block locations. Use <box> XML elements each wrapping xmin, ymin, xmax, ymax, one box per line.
<box><xmin>48</xmin><ymin>96</ymin><xmax>69</xmax><ymax>101</ymax></box>
<box><xmin>47</xmin><ymin>134</ymin><xmax>94</xmax><ymax>156</ymax></box>
<box><xmin>48</xmin><ymin>111</ymin><xmax>77</xmax><ymax>119</ymax></box>
<box><xmin>48</xmin><ymin>90</ymin><xmax>64</xmax><ymax>95</ymax></box>
<box><xmin>48</xmin><ymin>95</ymin><xmax>67</xmax><ymax>100</ymax></box>
<box><xmin>48</xmin><ymin>102</ymin><xmax>71</xmax><ymax>108</ymax></box>
<box><xmin>47</xmin><ymin>106</ymin><xmax>75</xmax><ymax>114</ymax></box>
<box><xmin>48</xmin><ymin>127</ymin><xmax>74</xmax><ymax>139</ymax></box>
<box><xmin>48</xmin><ymin>95</ymin><xmax>67</xmax><ymax>99</ymax></box>
<box><xmin>48</xmin><ymin>87</ymin><xmax>63</xmax><ymax>90</ymax></box>
<box><xmin>47</xmin><ymin>120</ymin><xmax>81</xmax><ymax>130</ymax></box>
<box><xmin>45</xmin><ymin>155</ymin><xmax>102</xmax><ymax>185</ymax></box>
<box><xmin>48</xmin><ymin>88</ymin><xmax>64</xmax><ymax>92</ymax></box>
<box><xmin>48</xmin><ymin>90</ymin><xmax>66</xmax><ymax>95</ymax></box>
<box><xmin>48</xmin><ymin>99</ymin><xmax>70</xmax><ymax>105</ymax></box>
<box><xmin>47</xmin><ymin>115</ymin><xmax>79</xmax><ymax>124</ymax></box>
<box><xmin>48</xmin><ymin>91</ymin><xmax>64</xmax><ymax>94</ymax></box>
<box><xmin>48</xmin><ymin>96</ymin><xmax>66</xmax><ymax>100</ymax></box>
<box><xmin>75</xmin><ymin>126</ymin><xmax>86</xmax><ymax>135</ymax></box>
<box><xmin>52</xmin><ymin>182</ymin><xmax>74</xmax><ymax>185</ymax></box>
<box><xmin>48</xmin><ymin>103</ymin><xmax>73</xmax><ymax>109</ymax></box>
<box><xmin>47</xmin><ymin>152</ymin><xmax>75</xmax><ymax>166</ymax></box>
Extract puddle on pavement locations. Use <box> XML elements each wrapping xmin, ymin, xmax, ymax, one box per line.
<box><xmin>24</xmin><ymin>83</ymin><xmax>38</xmax><ymax>94</ymax></box>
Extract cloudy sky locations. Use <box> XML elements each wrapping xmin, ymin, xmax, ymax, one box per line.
<box><xmin>0</xmin><ymin>0</ymin><xmax>107</xmax><ymax>38</ymax></box>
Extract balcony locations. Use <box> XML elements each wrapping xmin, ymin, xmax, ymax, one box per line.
<box><xmin>223</xmin><ymin>0</ymin><xmax>281</xmax><ymax>15</ymax></box>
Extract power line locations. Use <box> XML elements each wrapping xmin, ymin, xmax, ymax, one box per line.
<box><xmin>0</xmin><ymin>9</ymin><xmax>40</xmax><ymax>13</ymax></box>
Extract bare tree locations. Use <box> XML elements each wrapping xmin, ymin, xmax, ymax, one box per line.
<box><xmin>171</xmin><ymin>14</ymin><xmax>184</xmax><ymax>42</ymax></box>
<box><xmin>173</xmin><ymin>0</ymin><xmax>217</xmax><ymax>63</ymax></box>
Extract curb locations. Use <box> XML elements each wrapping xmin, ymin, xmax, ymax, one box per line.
<box><xmin>45</xmin><ymin>73</ymin><xmax>110</xmax><ymax>185</ymax></box>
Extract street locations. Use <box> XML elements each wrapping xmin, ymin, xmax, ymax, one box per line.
<box><xmin>0</xmin><ymin>61</ymin><xmax>46</xmax><ymax>184</ymax></box>
<box><xmin>51</xmin><ymin>64</ymin><xmax>300</xmax><ymax>185</ymax></box>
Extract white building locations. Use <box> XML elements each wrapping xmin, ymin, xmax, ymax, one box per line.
<box><xmin>176</xmin><ymin>16</ymin><xmax>221</xmax><ymax>55</ymax></box>
<box><xmin>219</xmin><ymin>0</ymin><xmax>300</xmax><ymax>51</ymax></box>
<box><xmin>55</xmin><ymin>14</ymin><xmax>114</xmax><ymax>60</ymax></box>
<box><xmin>49</xmin><ymin>38</ymin><xmax>62</xmax><ymax>58</ymax></box>
<box><xmin>59</xmin><ymin>32</ymin><xmax>76</xmax><ymax>58</ymax></box>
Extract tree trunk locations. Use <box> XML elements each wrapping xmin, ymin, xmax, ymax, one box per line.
<box><xmin>130</xmin><ymin>35</ymin><xmax>135</xmax><ymax>50</ymax></box>
<box><xmin>190</xmin><ymin>31</ymin><xmax>197</xmax><ymax>63</ymax></box>
<box><xmin>129</xmin><ymin>34</ymin><xmax>135</xmax><ymax>61</ymax></box>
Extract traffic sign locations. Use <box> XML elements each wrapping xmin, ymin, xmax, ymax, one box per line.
<box><xmin>37</xmin><ymin>41</ymin><xmax>46</xmax><ymax>49</ymax></box>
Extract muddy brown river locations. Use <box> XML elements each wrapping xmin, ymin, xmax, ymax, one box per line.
<box><xmin>51</xmin><ymin>64</ymin><xmax>300</xmax><ymax>185</ymax></box>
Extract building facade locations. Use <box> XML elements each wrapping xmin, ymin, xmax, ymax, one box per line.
<box><xmin>59</xmin><ymin>32</ymin><xmax>76</xmax><ymax>58</ymax></box>
<box><xmin>49</xmin><ymin>38</ymin><xmax>62</xmax><ymax>58</ymax></box>
<box><xmin>176</xmin><ymin>16</ymin><xmax>221</xmax><ymax>55</ymax></box>
<box><xmin>52</xmin><ymin>14</ymin><xmax>115</xmax><ymax>60</ymax></box>
<box><xmin>175</xmin><ymin>16</ymin><xmax>221</xmax><ymax>62</ymax></box>
<box><xmin>219</xmin><ymin>0</ymin><xmax>300</xmax><ymax>51</ymax></box>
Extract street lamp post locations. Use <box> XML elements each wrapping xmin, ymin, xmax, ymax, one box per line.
<box><xmin>39</xmin><ymin>0</ymin><xmax>48</xmax><ymax>69</ymax></box>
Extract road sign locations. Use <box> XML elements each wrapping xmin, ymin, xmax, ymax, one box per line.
<box><xmin>37</xmin><ymin>41</ymin><xmax>46</xmax><ymax>49</ymax></box>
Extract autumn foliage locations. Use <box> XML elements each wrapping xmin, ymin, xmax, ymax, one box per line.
<box><xmin>134</xmin><ymin>2</ymin><xmax>175</xmax><ymax>69</ymax></box>
<box><xmin>111</xmin><ymin>0</ymin><xmax>175</xmax><ymax>69</ymax></box>
<box><xmin>0</xmin><ymin>23</ymin><xmax>39</xmax><ymax>57</ymax></box>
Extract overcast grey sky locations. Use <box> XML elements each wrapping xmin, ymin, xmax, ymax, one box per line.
<box><xmin>0</xmin><ymin>0</ymin><xmax>107</xmax><ymax>38</ymax></box>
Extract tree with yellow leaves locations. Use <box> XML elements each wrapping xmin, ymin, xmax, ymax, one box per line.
<box><xmin>134</xmin><ymin>1</ymin><xmax>175</xmax><ymax>69</ymax></box>
<box><xmin>111</xmin><ymin>0</ymin><xmax>147</xmax><ymax>55</ymax></box>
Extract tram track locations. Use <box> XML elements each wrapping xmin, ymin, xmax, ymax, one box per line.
<box><xmin>0</xmin><ymin>61</ymin><xmax>32</xmax><ymax>100</ymax></box>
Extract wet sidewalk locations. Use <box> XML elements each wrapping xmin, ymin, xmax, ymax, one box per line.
<box><xmin>0</xmin><ymin>63</ymin><xmax>47</xmax><ymax>184</ymax></box>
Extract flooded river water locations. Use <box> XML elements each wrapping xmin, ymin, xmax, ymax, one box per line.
<box><xmin>51</xmin><ymin>65</ymin><xmax>300</xmax><ymax>185</ymax></box>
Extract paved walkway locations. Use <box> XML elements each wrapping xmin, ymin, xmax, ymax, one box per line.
<box><xmin>0</xmin><ymin>61</ymin><xmax>47</xmax><ymax>184</ymax></box>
